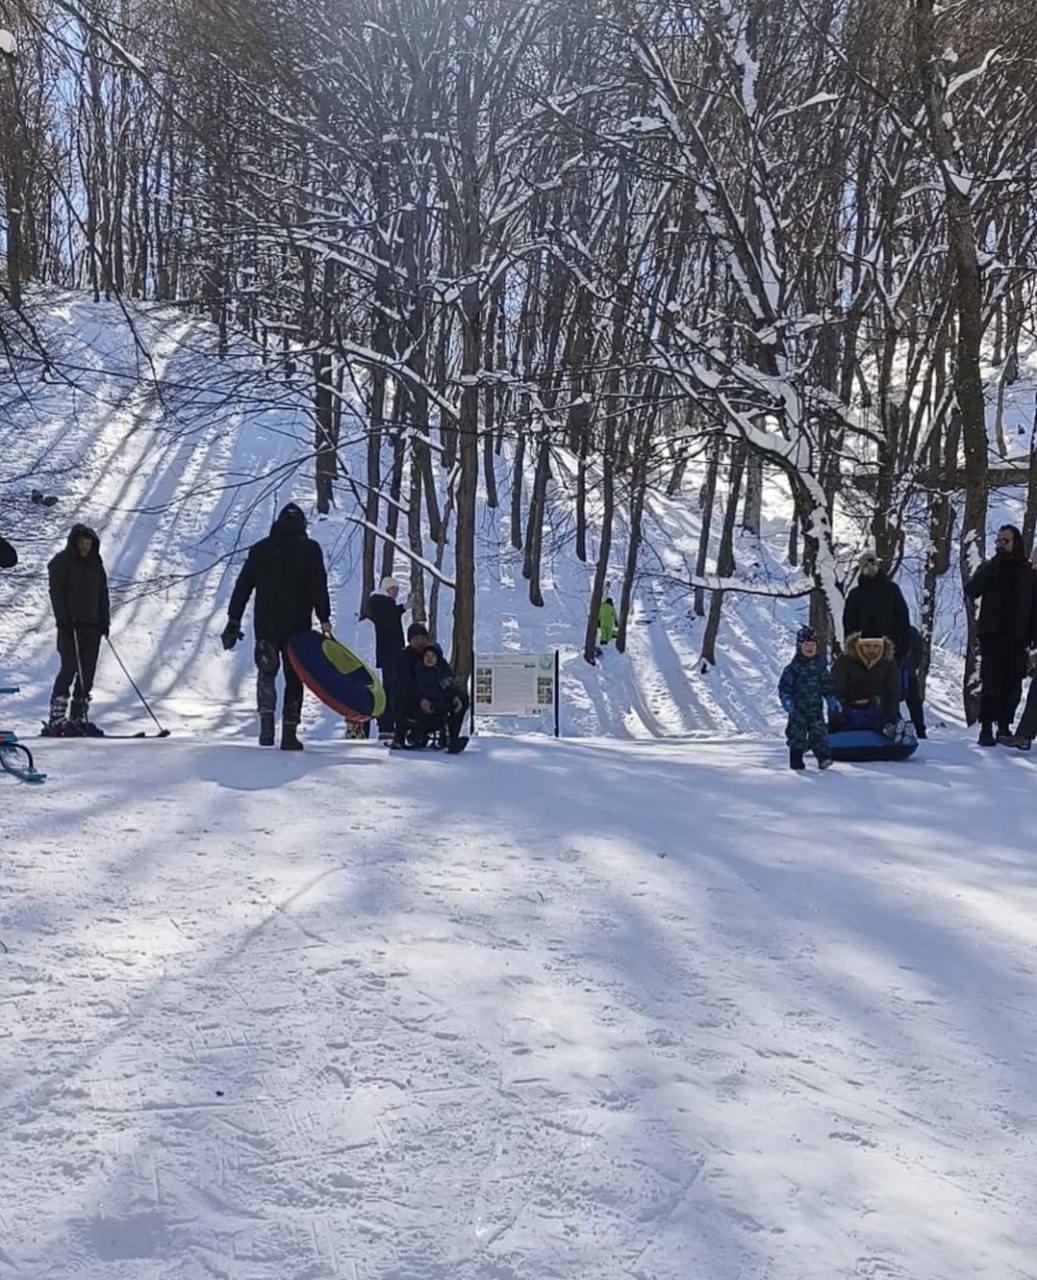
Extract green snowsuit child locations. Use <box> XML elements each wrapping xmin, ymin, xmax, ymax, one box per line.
<box><xmin>778</xmin><ymin>624</ymin><xmax>839</xmax><ymax>770</ymax></box>
<box><xmin>598</xmin><ymin>597</ymin><xmax>617</xmax><ymax>646</ymax></box>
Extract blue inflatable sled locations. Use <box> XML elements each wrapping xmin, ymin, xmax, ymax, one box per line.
<box><xmin>828</xmin><ymin>707</ymin><xmax>918</xmax><ymax>763</ymax></box>
<box><xmin>286</xmin><ymin>631</ymin><xmax>386</xmax><ymax>725</ymax></box>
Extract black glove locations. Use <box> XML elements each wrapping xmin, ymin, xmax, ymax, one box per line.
<box><xmin>221</xmin><ymin>619</ymin><xmax>244</xmax><ymax>651</ymax></box>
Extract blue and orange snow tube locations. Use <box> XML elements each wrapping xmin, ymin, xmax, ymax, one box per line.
<box><xmin>286</xmin><ymin>631</ymin><xmax>386</xmax><ymax>724</ymax></box>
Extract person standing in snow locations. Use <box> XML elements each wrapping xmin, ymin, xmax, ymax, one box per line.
<box><xmin>361</xmin><ymin>575</ymin><xmax>407</xmax><ymax>739</ymax></box>
<box><xmin>0</xmin><ymin>534</ymin><xmax>16</xmax><ymax>569</ymax></box>
<box><xmin>842</xmin><ymin>550</ymin><xmax>911</xmax><ymax>661</ymax></box>
<box><xmin>964</xmin><ymin>524</ymin><xmax>1036</xmax><ymax>746</ymax></box>
<box><xmin>903</xmin><ymin>624</ymin><xmax>928</xmax><ymax>740</ymax></box>
<box><xmin>221</xmin><ymin>502</ymin><xmax>331</xmax><ymax>751</ymax></box>
<box><xmin>778</xmin><ymin>624</ymin><xmax>839</xmax><ymax>771</ymax></box>
<box><xmin>598</xmin><ymin>597</ymin><xmax>618</xmax><ymax>649</ymax></box>
<box><xmin>996</xmin><ymin>549</ymin><xmax>1037</xmax><ymax>752</ymax></box>
<box><xmin>45</xmin><ymin>523</ymin><xmax>110</xmax><ymax>735</ymax></box>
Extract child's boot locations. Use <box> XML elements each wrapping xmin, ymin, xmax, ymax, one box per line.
<box><xmin>789</xmin><ymin>748</ymin><xmax>805</xmax><ymax>771</ymax></box>
<box><xmin>817</xmin><ymin>753</ymin><xmax>833</xmax><ymax>770</ymax></box>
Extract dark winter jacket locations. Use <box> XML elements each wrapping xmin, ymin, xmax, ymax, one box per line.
<box><xmin>390</xmin><ymin>643</ymin><xmax>428</xmax><ymax>719</ymax></box>
<box><xmin>965</xmin><ymin>555</ymin><xmax>1036</xmax><ymax>645</ymax></box>
<box><xmin>0</xmin><ymin>535</ymin><xmax>16</xmax><ymax>569</ymax></box>
<box><xmin>778</xmin><ymin>652</ymin><xmax>835</xmax><ymax>717</ymax></box>
<box><xmin>413</xmin><ymin>646</ymin><xmax>461</xmax><ymax>710</ymax></box>
<box><xmin>904</xmin><ymin>625</ymin><xmax>926</xmax><ymax>677</ymax></box>
<box><xmin>228</xmin><ymin>504</ymin><xmax>331</xmax><ymax>644</ymax></box>
<box><xmin>842</xmin><ymin>574</ymin><xmax>911</xmax><ymax>659</ymax></box>
<box><xmin>831</xmin><ymin>634</ymin><xmax>901</xmax><ymax>719</ymax></box>
<box><xmin>363</xmin><ymin>590</ymin><xmax>406</xmax><ymax>668</ymax></box>
<box><xmin>47</xmin><ymin>524</ymin><xmax>110</xmax><ymax>632</ymax></box>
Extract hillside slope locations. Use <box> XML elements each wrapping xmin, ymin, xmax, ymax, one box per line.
<box><xmin>0</xmin><ymin>293</ymin><xmax>1025</xmax><ymax>738</ymax></box>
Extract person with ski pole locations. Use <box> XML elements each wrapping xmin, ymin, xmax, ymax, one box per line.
<box><xmin>44</xmin><ymin>523</ymin><xmax>110</xmax><ymax>736</ymax></box>
<box><xmin>221</xmin><ymin>502</ymin><xmax>331</xmax><ymax>751</ymax></box>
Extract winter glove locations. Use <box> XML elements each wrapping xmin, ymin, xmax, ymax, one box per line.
<box><xmin>826</xmin><ymin>697</ymin><xmax>842</xmax><ymax>714</ymax></box>
<box><xmin>320</xmin><ymin>619</ymin><xmax>333</xmax><ymax>637</ymax></box>
<box><xmin>780</xmin><ymin>695</ymin><xmax>794</xmax><ymax>715</ymax></box>
<box><xmin>221</xmin><ymin>619</ymin><xmax>244</xmax><ymax>651</ymax></box>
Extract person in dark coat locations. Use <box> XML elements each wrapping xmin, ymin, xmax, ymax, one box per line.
<box><xmin>361</xmin><ymin>576</ymin><xmax>407</xmax><ymax>738</ymax></box>
<box><xmin>903</xmin><ymin>625</ymin><xmax>928</xmax><ymax>739</ymax></box>
<box><xmin>965</xmin><ymin>524</ymin><xmax>1036</xmax><ymax>745</ymax></box>
<box><xmin>842</xmin><ymin>550</ymin><xmax>911</xmax><ymax>660</ymax></box>
<box><xmin>831</xmin><ymin>634</ymin><xmax>903</xmax><ymax>734</ymax></box>
<box><xmin>778</xmin><ymin>624</ymin><xmax>839</xmax><ymax>770</ymax></box>
<box><xmin>997</xmin><ymin>550</ymin><xmax>1037</xmax><ymax>751</ymax></box>
<box><xmin>390</xmin><ymin>623</ymin><xmax>469</xmax><ymax>753</ymax></box>
<box><xmin>222</xmin><ymin>502</ymin><xmax>331</xmax><ymax>750</ymax></box>
<box><xmin>45</xmin><ymin>523</ymin><xmax>110</xmax><ymax>734</ymax></box>
<box><xmin>0</xmin><ymin>535</ymin><xmax>16</xmax><ymax>569</ymax></box>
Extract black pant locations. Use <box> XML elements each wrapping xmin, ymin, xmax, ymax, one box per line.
<box><xmin>1016</xmin><ymin>680</ymin><xmax>1037</xmax><ymax>741</ymax></box>
<box><xmin>400</xmin><ymin>688</ymin><xmax>470</xmax><ymax>743</ymax></box>
<box><xmin>378</xmin><ymin>664</ymin><xmax>394</xmax><ymax>734</ymax></box>
<box><xmin>255</xmin><ymin>639</ymin><xmax>304</xmax><ymax>725</ymax></box>
<box><xmin>978</xmin><ymin>634</ymin><xmax>1027</xmax><ymax>731</ymax></box>
<box><xmin>904</xmin><ymin>672</ymin><xmax>926</xmax><ymax>734</ymax></box>
<box><xmin>52</xmin><ymin>626</ymin><xmax>101</xmax><ymax>700</ymax></box>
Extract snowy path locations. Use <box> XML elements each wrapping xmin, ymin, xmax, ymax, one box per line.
<box><xmin>2</xmin><ymin>732</ymin><xmax>1035</xmax><ymax>1279</ymax></box>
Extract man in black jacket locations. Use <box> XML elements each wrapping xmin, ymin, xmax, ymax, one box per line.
<box><xmin>222</xmin><ymin>503</ymin><xmax>331</xmax><ymax>750</ymax></box>
<box><xmin>965</xmin><ymin>524</ymin><xmax>1036</xmax><ymax>745</ymax></box>
<box><xmin>45</xmin><ymin>523</ymin><xmax>110</xmax><ymax>735</ymax></box>
<box><xmin>362</xmin><ymin>576</ymin><xmax>406</xmax><ymax>739</ymax></box>
<box><xmin>389</xmin><ymin>623</ymin><xmax>469</xmax><ymax>753</ymax></box>
<box><xmin>842</xmin><ymin>550</ymin><xmax>911</xmax><ymax>660</ymax></box>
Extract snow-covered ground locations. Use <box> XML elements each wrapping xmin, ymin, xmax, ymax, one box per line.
<box><xmin>3</xmin><ymin>732</ymin><xmax>1037</xmax><ymax>1279</ymax></box>
<box><xmin>3</xmin><ymin>295</ymin><xmax>1037</xmax><ymax>1278</ymax></box>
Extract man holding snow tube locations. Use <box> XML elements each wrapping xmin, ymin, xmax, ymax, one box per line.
<box><xmin>222</xmin><ymin>502</ymin><xmax>331</xmax><ymax>751</ymax></box>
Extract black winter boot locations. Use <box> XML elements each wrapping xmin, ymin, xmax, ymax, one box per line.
<box><xmin>789</xmin><ymin>749</ymin><xmax>805</xmax><ymax>771</ymax></box>
<box><xmin>259</xmin><ymin>712</ymin><xmax>275</xmax><ymax>747</ymax></box>
<box><xmin>280</xmin><ymin>721</ymin><xmax>303</xmax><ymax>751</ymax></box>
<box><xmin>42</xmin><ymin>695</ymin><xmax>70</xmax><ymax>736</ymax></box>
<box><xmin>978</xmin><ymin>724</ymin><xmax>996</xmax><ymax>747</ymax></box>
<box><xmin>71</xmin><ymin>695</ymin><xmax>104</xmax><ymax>737</ymax></box>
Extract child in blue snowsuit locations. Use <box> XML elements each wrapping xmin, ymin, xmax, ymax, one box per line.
<box><xmin>778</xmin><ymin>625</ymin><xmax>840</xmax><ymax>771</ymax></box>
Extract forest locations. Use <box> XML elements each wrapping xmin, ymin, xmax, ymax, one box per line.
<box><xmin>2</xmin><ymin>0</ymin><xmax>1036</xmax><ymax>709</ymax></box>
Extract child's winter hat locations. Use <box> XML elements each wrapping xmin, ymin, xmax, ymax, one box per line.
<box><xmin>796</xmin><ymin>624</ymin><xmax>818</xmax><ymax>645</ymax></box>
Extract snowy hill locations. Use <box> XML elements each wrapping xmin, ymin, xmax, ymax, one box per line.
<box><xmin>3</xmin><ymin>293</ymin><xmax>1019</xmax><ymax>740</ymax></box>
<box><xmin>2</xmin><ymin>295</ymin><xmax>1037</xmax><ymax>1279</ymax></box>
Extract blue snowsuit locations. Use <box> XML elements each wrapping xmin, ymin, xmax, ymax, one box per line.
<box><xmin>778</xmin><ymin>651</ymin><xmax>836</xmax><ymax>759</ymax></box>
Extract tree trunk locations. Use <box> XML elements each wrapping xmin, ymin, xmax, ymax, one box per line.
<box><xmin>700</xmin><ymin>445</ymin><xmax>746</xmax><ymax>667</ymax></box>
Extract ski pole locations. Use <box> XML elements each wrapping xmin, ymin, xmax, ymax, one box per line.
<box><xmin>72</xmin><ymin>624</ymin><xmax>88</xmax><ymax>703</ymax></box>
<box><xmin>104</xmin><ymin>636</ymin><xmax>170</xmax><ymax>736</ymax></box>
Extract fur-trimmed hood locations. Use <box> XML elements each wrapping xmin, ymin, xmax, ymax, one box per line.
<box><xmin>844</xmin><ymin>632</ymin><xmax>895</xmax><ymax>668</ymax></box>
